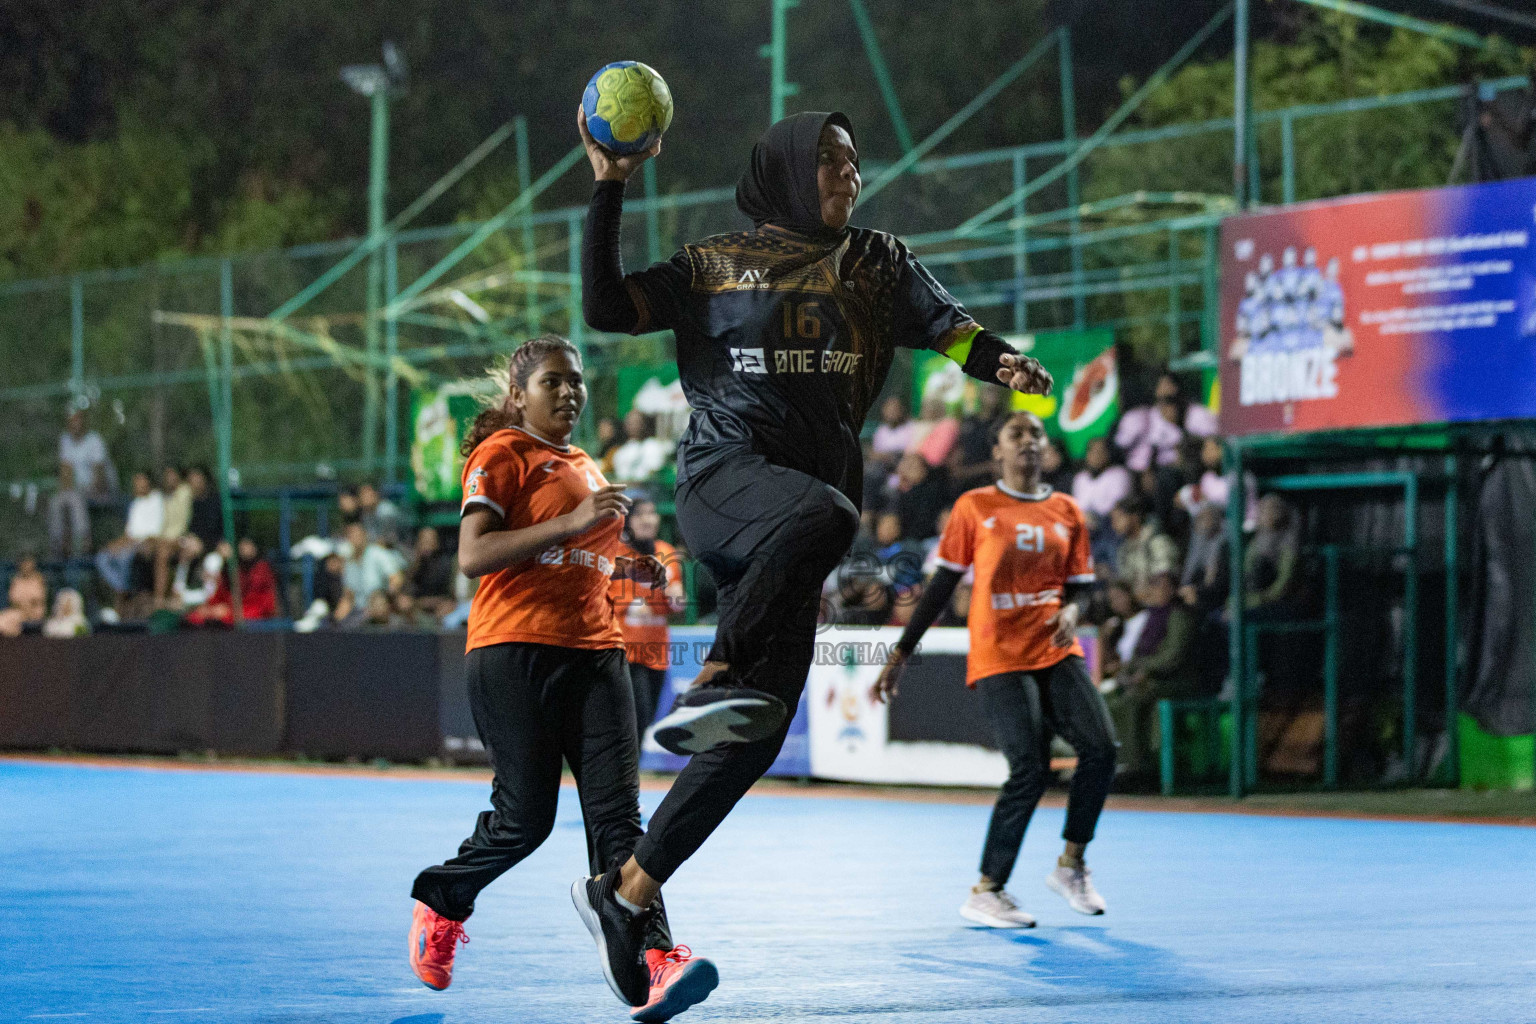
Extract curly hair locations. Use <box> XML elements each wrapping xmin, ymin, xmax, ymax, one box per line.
<box><xmin>459</xmin><ymin>334</ymin><xmax>582</xmax><ymax>456</ymax></box>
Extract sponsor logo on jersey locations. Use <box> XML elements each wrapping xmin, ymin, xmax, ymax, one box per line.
<box><xmin>466</xmin><ymin>466</ymin><xmax>487</xmax><ymax>495</ymax></box>
<box><xmin>729</xmin><ymin>347</ymin><xmax>768</xmax><ymax>374</ymax></box>
<box><xmin>990</xmin><ymin>587</ymin><xmax>1062</xmax><ymax>610</ymax></box>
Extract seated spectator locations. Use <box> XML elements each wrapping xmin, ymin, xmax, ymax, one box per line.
<box><xmin>1114</xmin><ymin>371</ymin><xmax>1217</xmax><ymax>473</ymax></box>
<box><xmin>933</xmin><ymin>570</ymin><xmax>972</xmax><ymax>628</ymax></box>
<box><xmin>611</xmin><ymin>409</ymin><xmax>669</xmax><ymax>484</ymax></box>
<box><xmin>95</xmin><ymin>471</ymin><xmax>164</xmax><ymax>613</ymax></box>
<box><xmin>184</xmin><ymin>538</ymin><xmax>278</xmax><ymax>626</ymax></box>
<box><xmin>1180</xmin><ymin>502</ymin><xmax>1229</xmax><ymax>613</ymax></box>
<box><xmin>354</xmin><ymin>589</ymin><xmax>395</xmax><ymax>630</ymax></box>
<box><xmin>1073</xmin><ymin>435</ymin><xmax>1133</xmax><ymax>569</ymax></box>
<box><xmin>1110</xmin><ymin>495</ymin><xmax>1180</xmax><ymax>604</ymax></box>
<box><xmin>1097</xmin><ymin>579</ymin><xmax>1144</xmax><ymax>682</ymax></box>
<box><xmin>946</xmin><ymin>386</ymin><xmax>1007</xmax><ymax>496</ymax></box>
<box><xmin>58</xmin><ymin>408</ymin><xmax>115</xmax><ymax>499</ymax></box>
<box><xmin>406</xmin><ymin>526</ymin><xmax>457</xmax><ymax>618</ymax></box>
<box><xmin>358</xmin><ymin>482</ymin><xmax>403</xmax><ymax>545</ymax></box>
<box><xmin>183</xmin><ymin>466</ymin><xmax>224</xmax><ymax>554</ymax></box>
<box><xmin>173</xmin><ymin>548</ymin><xmax>223</xmax><ymax>610</ymax></box>
<box><xmin>1039</xmin><ymin>437</ymin><xmax>1074</xmax><ymax>495</ymax></box>
<box><xmin>152</xmin><ymin>466</ymin><xmax>193</xmax><ymax>606</ymax></box>
<box><xmin>906</xmin><ymin>395</ymin><xmax>959</xmax><ymax>468</ymax></box>
<box><xmin>340</xmin><ymin>521</ymin><xmax>405</xmax><ymax>606</ymax></box>
<box><xmin>43</xmin><ymin>589</ymin><xmax>90</xmax><ymax>638</ymax></box>
<box><xmin>873</xmin><ymin>511</ymin><xmax>926</xmax><ymax>607</ymax></box>
<box><xmin>889</xmin><ymin>452</ymin><xmax>950</xmax><ymax>543</ymax></box>
<box><xmin>390</xmin><ymin>589</ymin><xmax>439</xmax><ymax>630</ymax></box>
<box><xmin>1103</xmin><ymin>572</ymin><xmax>1199</xmax><ymax>782</ymax></box>
<box><xmin>870</xmin><ymin>395</ymin><xmax>917</xmax><ymax>472</ymax></box>
<box><xmin>337</xmin><ymin>486</ymin><xmax>363</xmax><ymax>530</ymax></box>
<box><xmin>47</xmin><ymin>463</ymin><xmax>91</xmax><ymax>560</ymax></box>
<box><xmin>1246</xmin><ymin>494</ymin><xmax>1302</xmax><ymax>615</ymax></box>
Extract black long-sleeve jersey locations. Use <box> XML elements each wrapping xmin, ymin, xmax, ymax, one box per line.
<box><xmin>583</xmin><ymin>180</ymin><xmax>1017</xmax><ymax>507</ymax></box>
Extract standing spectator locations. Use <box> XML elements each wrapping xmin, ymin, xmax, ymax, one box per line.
<box><xmin>340</xmin><ymin>521</ymin><xmax>405</xmax><ymax>606</ymax></box>
<box><xmin>947</xmin><ymin>387</ymin><xmax>1008</xmax><ymax>495</ymax></box>
<box><xmin>358</xmin><ymin>482</ymin><xmax>403</xmax><ymax>545</ymax></box>
<box><xmin>152</xmin><ymin>466</ymin><xmax>193</xmax><ymax>606</ymax></box>
<box><xmin>907</xmin><ymin>394</ymin><xmax>960</xmax><ymax>468</ymax></box>
<box><xmin>95</xmin><ymin>471</ymin><xmax>164</xmax><ymax>610</ymax></box>
<box><xmin>1114</xmin><ymin>371</ymin><xmax>1217</xmax><ymax>473</ymax></box>
<box><xmin>46</xmin><ymin>463</ymin><xmax>91</xmax><ymax>560</ymax></box>
<box><xmin>7</xmin><ymin>554</ymin><xmax>48</xmax><ymax>625</ymax></box>
<box><xmin>612</xmin><ymin>496</ymin><xmax>686</xmax><ymax>746</ymax></box>
<box><xmin>185</xmin><ymin>538</ymin><xmax>278</xmax><ymax>626</ymax></box>
<box><xmin>611</xmin><ymin>409</ymin><xmax>670</xmax><ymax>484</ymax></box>
<box><xmin>1110</xmin><ymin>495</ymin><xmax>1179</xmax><ymax>603</ymax></box>
<box><xmin>870</xmin><ymin>395</ymin><xmax>917</xmax><ymax>472</ymax></box>
<box><xmin>594</xmin><ymin>416</ymin><xmax>624</xmax><ymax>474</ymax></box>
<box><xmin>1038</xmin><ymin>438</ymin><xmax>1074</xmax><ymax>495</ymax></box>
<box><xmin>43</xmin><ymin>589</ymin><xmax>89</xmax><ymax>638</ymax></box>
<box><xmin>889</xmin><ymin>452</ymin><xmax>949</xmax><ymax>543</ymax></box>
<box><xmin>1073</xmin><ymin>435</ymin><xmax>1133</xmax><ymax>569</ymax></box>
<box><xmin>58</xmin><ymin>409</ymin><xmax>114</xmax><ymax>498</ymax></box>
<box><xmin>406</xmin><ymin>526</ymin><xmax>458</xmax><ymax>618</ymax></box>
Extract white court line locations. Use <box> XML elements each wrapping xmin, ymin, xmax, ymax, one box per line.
<box><xmin>27</xmin><ymin>1016</ymin><xmax>91</xmax><ymax>1019</ymax></box>
<box><xmin>1424</xmin><ymin>962</ymin><xmax>1477</xmax><ymax>968</ymax></box>
<box><xmin>143</xmin><ymin>1011</ymin><xmax>216</xmax><ymax>1015</ymax></box>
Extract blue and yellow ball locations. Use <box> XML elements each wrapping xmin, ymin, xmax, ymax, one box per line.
<box><xmin>581</xmin><ymin>61</ymin><xmax>674</xmax><ymax>156</ymax></box>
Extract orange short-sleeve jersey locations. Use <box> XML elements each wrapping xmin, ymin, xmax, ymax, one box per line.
<box><xmin>609</xmin><ymin>538</ymin><xmax>681</xmax><ymax>671</ymax></box>
<box><xmin>934</xmin><ymin>483</ymin><xmax>1095</xmax><ymax>684</ymax></box>
<box><xmin>461</xmin><ymin>427</ymin><xmax>624</xmax><ymax>653</ymax></box>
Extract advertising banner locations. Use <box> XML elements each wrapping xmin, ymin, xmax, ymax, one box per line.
<box><xmin>410</xmin><ymin>381</ymin><xmax>495</xmax><ymax>501</ymax></box>
<box><xmin>1218</xmin><ymin>176</ymin><xmax>1536</xmax><ymax>436</ymax></box>
<box><xmin>911</xmin><ymin>328</ymin><xmax>1118</xmax><ymax>457</ymax></box>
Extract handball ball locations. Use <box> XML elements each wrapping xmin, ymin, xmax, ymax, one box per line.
<box><xmin>582</xmin><ymin>61</ymin><xmax>674</xmax><ymax>155</ymax></box>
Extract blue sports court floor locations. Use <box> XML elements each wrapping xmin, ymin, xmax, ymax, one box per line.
<box><xmin>2</xmin><ymin>759</ymin><xmax>1533</xmax><ymax>1023</ymax></box>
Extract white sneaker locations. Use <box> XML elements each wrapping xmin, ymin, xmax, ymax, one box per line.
<box><xmin>959</xmin><ymin>888</ymin><xmax>1036</xmax><ymax>929</ymax></box>
<box><xmin>1046</xmin><ymin>864</ymin><xmax>1106</xmax><ymax>915</ymax></box>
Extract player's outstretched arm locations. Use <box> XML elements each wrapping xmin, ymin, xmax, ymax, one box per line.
<box><xmin>872</xmin><ymin>566</ymin><xmax>964</xmax><ymax>703</ymax></box>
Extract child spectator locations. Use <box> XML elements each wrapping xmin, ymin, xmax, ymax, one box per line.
<box><xmin>43</xmin><ymin>589</ymin><xmax>89</xmax><ymax>638</ymax></box>
<box><xmin>95</xmin><ymin>471</ymin><xmax>164</xmax><ymax>611</ymax></box>
<box><xmin>1</xmin><ymin>554</ymin><xmax>49</xmax><ymax>635</ymax></box>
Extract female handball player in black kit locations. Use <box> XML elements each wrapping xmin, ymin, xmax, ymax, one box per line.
<box><xmin>571</xmin><ymin>105</ymin><xmax>1053</xmax><ymax>998</ymax></box>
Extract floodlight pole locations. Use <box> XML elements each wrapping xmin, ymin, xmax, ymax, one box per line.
<box><xmin>1234</xmin><ymin>0</ymin><xmax>1250</xmax><ymax>208</ymax></box>
<box><xmin>763</xmin><ymin>0</ymin><xmax>800</xmax><ymax>123</ymax></box>
<box><xmin>363</xmin><ymin>87</ymin><xmax>390</xmax><ymax>474</ymax></box>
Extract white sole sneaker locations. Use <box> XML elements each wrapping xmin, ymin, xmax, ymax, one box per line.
<box><xmin>959</xmin><ymin>901</ymin><xmax>1036</xmax><ymax>929</ymax></box>
<box><xmin>1045</xmin><ymin>868</ymin><xmax>1106</xmax><ymax>915</ymax></box>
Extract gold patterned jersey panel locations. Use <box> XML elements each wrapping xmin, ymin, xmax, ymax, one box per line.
<box><xmin>686</xmin><ymin>231</ymin><xmax>839</xmax><ymax>296</ymax></box>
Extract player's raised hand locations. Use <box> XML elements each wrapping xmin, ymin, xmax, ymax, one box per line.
<box><xmin>1046</xmin><ymin>603</ymin><xmax>1080</xmax><ymax>649</ymax></box>
<box><xmin>870</xmin><ymin>647</ymin><xmax>910</xmax><ymax>704</ymax></box>
<box><xmin>570</xmin><ymin>483</ymin><xmax>631</xmax><ymax>531</ymax></box>
<box><xmin>997</xmin><ymin>352</ymin><xmax>1053</xmax><ymax>395</ymax></box>
<box><xmin>578</xmin><ymin>106</ymin><xmax>661</xmax><ymax>182</ymax></box>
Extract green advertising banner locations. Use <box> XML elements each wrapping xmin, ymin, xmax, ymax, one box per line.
<box><xmin>411</xmin><ymin>381</ymin><xmax>496</xmax><ymax>502</ymax></box>
<box><xmin>911</xmin><ymin>329</ymin><xmax>1119</xmax><ymax>459</ymax></box>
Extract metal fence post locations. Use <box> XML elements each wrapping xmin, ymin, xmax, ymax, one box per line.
<box><xmin>1012</xmin><ymin>153</ymin><xmax>1028</xmax><ymax>333</ymax></box>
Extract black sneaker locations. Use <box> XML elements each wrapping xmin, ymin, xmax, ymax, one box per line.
<box><xmin>571</xmin><ymin>874</ymin><xmax>652</xmax><ymax>1005</ymax></box>
<box><xmin>651</xmin><ymin>684</ymin><xmax>787</xmax><ymax>755</ymax></box>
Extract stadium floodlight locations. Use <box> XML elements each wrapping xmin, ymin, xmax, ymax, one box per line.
<box><xmin>341</xmin><ymin>41</ymin><xmax>409</xmax><ymax>98</ymax></box>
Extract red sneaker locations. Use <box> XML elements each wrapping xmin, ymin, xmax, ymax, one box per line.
<box><xmin>629</xmin><ymin>945</ymin><xmax>719</xmax><ymax>1022</ymax></box>
<box><xmin>409</xmin><ymin>900</ymin><xmax>468</xmax><ymax>990</ymax></box>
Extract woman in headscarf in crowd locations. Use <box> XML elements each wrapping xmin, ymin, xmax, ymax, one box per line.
<box><xmin>575</xmin><ymin>106</ymin><xmax>1051</xmax><ymax>997</ymax></box>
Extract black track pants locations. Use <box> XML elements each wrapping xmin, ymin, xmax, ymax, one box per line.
<box><xmin>976</xmin><ymin>655</ymin><xmax>1118</xmax><ymax>885</ymax></box>
<box><xmin>411</xmin><ymin>642</ymin><xmax>672</xmax><ymax>949</ymax></box>
<box><xmin>633</xmin><ymin>451</ymin><xmax>859</xmax><ymax>883</ymax></box>
<box><xmin>628</xmin><ymin>661</ymin><xmax>668</xmax><ymax>748</ymax></box>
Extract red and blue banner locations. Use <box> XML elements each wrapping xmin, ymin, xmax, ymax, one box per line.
<box><xmin>1218</xmin><ymin>176</ymin><xmax>1536</xmax><ymax>436</ymax></box>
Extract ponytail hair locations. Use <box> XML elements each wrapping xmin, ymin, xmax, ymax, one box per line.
<box><xmin>460</xmin><ymin>334</ymin><xmax>583</xmax><ymax>456</ymax></box>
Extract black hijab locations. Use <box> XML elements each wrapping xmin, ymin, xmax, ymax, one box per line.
<box><xmin>735</xmin><ymin>111</ymin><xmax>857</xmax><ymax>240</ymax></box>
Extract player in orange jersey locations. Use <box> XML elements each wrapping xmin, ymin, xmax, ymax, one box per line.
<box><xmin>873</xmin><ymin>410</ymin><xmax>1116</xmax><ymax>927</ymax></box>
<box><xmin>407</xmin><ymin>335</ymin><xmax>717</xmax><ymax>1022</ymax></box>
<box><xmin>611</xmin><ymin>494</ymin><xmax>687</xmax><ymax>749</ymax></box>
